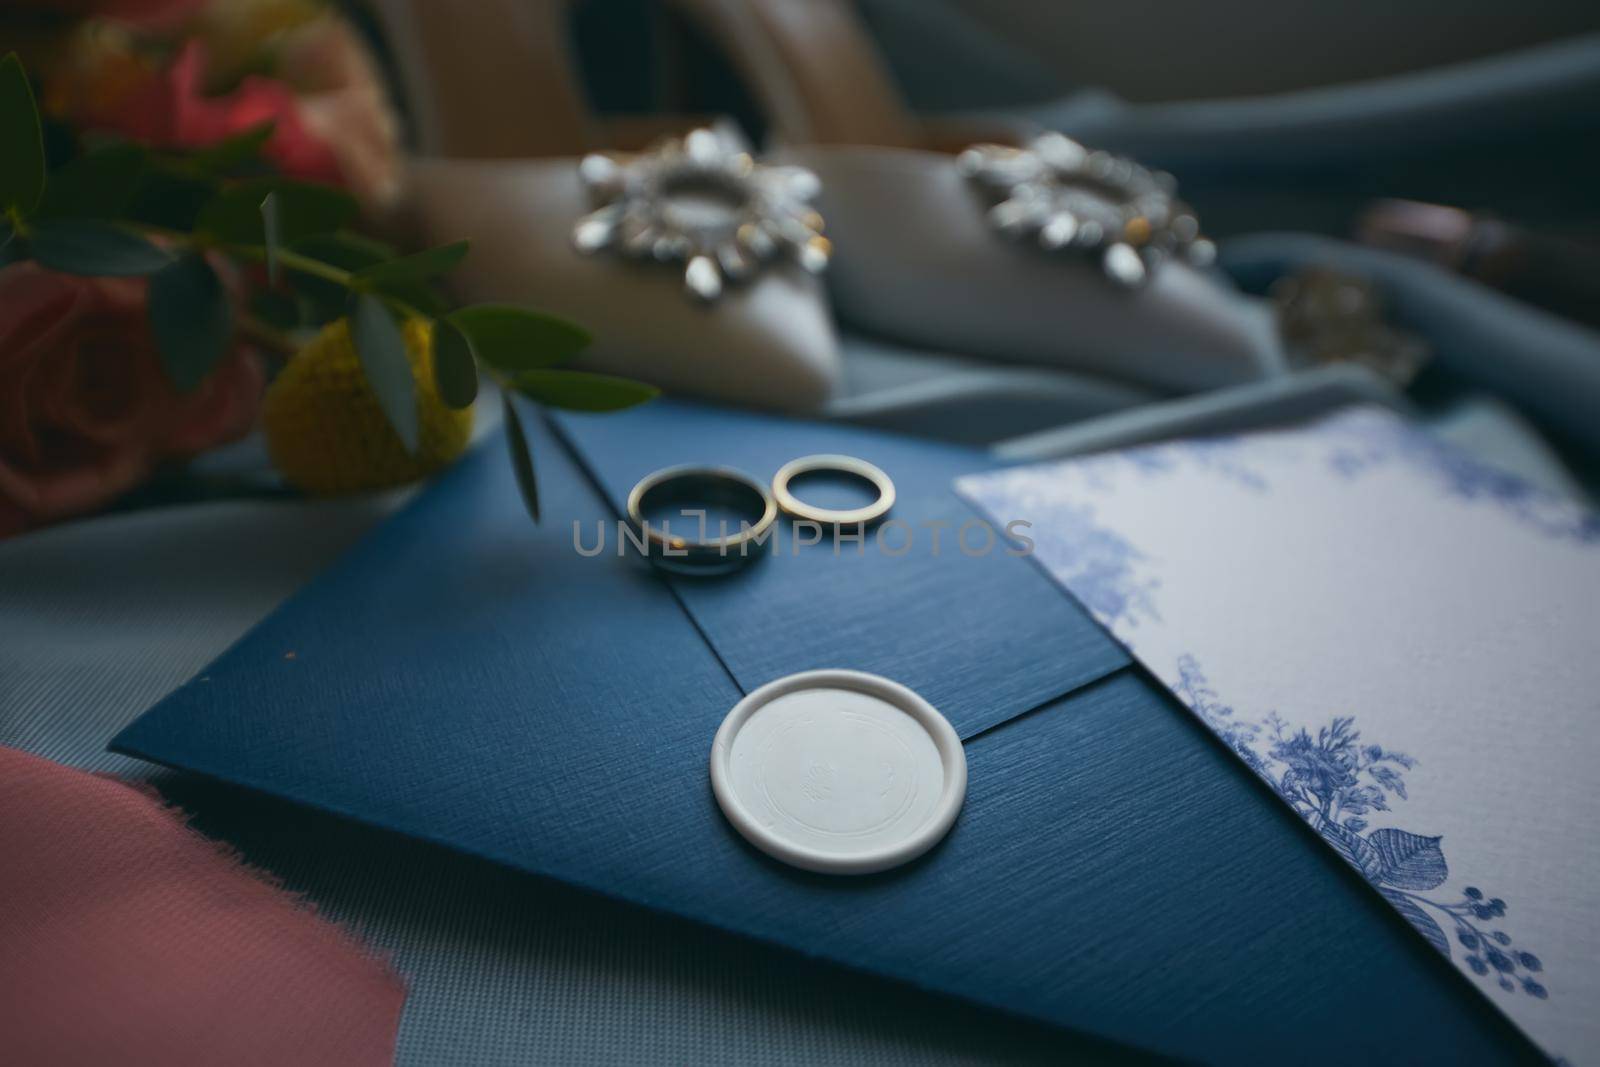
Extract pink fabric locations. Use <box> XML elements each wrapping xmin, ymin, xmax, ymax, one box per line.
<box><xmin>0</xmin><ymin>746</ymin><xmax>406</xmax><ymax>1066</ymax></box>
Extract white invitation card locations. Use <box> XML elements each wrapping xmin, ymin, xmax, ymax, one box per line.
<box><xmin>958</xmin><ymin>407</ymin><xmax>1599</xmax><ymax>1062</ymax></box>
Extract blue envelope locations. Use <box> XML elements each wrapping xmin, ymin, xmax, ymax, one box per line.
<box><xmin>113</xmin><ymin>401</ymin><xmax>1541</xmax><ymax>1064</ymax></box>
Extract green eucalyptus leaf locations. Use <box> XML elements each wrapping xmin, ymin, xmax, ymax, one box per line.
<box><xmin>29</xmin><ymin>219</ymin><xmax>172</xmax><ymax>276</ymax></box>
<box><xmin>292</xmin><ymin>232</ymin><xmax>393</xmax><ymax>323</ymax></box>
<box><xmin>1</xmin><ymin>53</ymin><xmax>46</xmax><ymax>216</ymax></box>
<box><xmin>448</xmin><ymin>304</ymin><xmax>590</xmax><ymax>374</ymax></box>
<box><xmin>0</xmin><ymin>215</ymin><xmax>19</xmax><ymax>267</ymax></box>
<box><xmin>374</xmin><ymin>277</ymin><xmax>451</xmax><ymax>318</ymax></box>
<box><xmin>124</xmin><ymin>168</ymin><xmax>216</xmax><ymax>231</ymax></box>
<box><xmin>198</xmin><ymin>179</ymin><xmax>356</xmax><ymax>246</ymax></box>
<box><xmin>262</xmin><ymin>190</ymin><xmax>282</xmax><ymax>284</ymax></box>
<box><xmin>250</xmin><ymin>288</ymin><xmax>302</xmax><ymax>331</ymax></box>
<box><xmin>502</xmin><ymin>394</ymin><xmax>540</xmax><ymax>522</ymax></box>
<box><xmin>294</xmin><ymin>231</ymin><xmax>398</xmax><ymax>268</ymax></box>
<box><xmin>292</xmin><ymin>232</ymin><xmax>449</xmax><ymax>321</ymax></box>
<box><xmin>355</xmin><ymin>240</ymin><xmax>469</xmax><ymax>286</ymax></box>
<box><xmin>512</xmin><ymin>369</ymin><xmax>658</xmax><ymax>412</ymax></box>
<box><xmin>38</xmin><ymin>142</ymin><xmax>146</xmax><ymax>219</ymax></box>
<box><xmin>185</xmin><ymin>122</ymin><xmax>274</xmax><ymax>176</ymax></box>
<box><xmin>269</xmin><ymin>183</ymin><xmax>358</xmax><ymax>242</ymax></box>
<box><xmin>149</xmin><ymin>253</ymin><xmax>233</xmax><ymax>393</ymax></box>
<box><xmin>349</xmin><ymin>293</ymin><xmax>419</xmax><ymax>454</ymax></box>
<box><xmin>432</xmin><ymin>318</ymin><xmax>479</xmax><ymax>409</ymax></box>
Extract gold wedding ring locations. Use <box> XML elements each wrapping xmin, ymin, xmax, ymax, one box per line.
<box><xmin>771</xmin><ymin>454</ymin><xmax>895</xmax><ymax>527</ymax></box>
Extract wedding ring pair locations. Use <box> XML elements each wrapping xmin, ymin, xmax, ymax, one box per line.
<box><xmin>626</xmin><ymin>454</ymin><xmax>895</xmax><ymax>574</ymax></box>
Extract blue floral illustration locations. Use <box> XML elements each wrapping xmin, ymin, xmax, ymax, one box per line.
<box><xmin>1162</xmin><ymin>436</ymin><xmax>1271</xmax><ymax>493</ymax></box>
<box><xmin>1172</xmin><ymin>656</ymin><xmax>1265</xmax><ymax>775</ymax></box>
<box><xmin>1323</xmin><ymin>409</ymin><xmax>1600</xmax><ymax>544</ymax></box>
<box><xmin>1033</xmin><ymin>501</ymin><xmax>1160</xmax><ymax>634</ymax></box>
<box><xmin>959</xmin><ymin>409</ymin><xmax>1577</xmax><ymax>1013</ymax></box>
<box><xmin>958</xmin><ymin>478</ymin><xmax>1160</xmax><ymax>636</ymax></box>
<box><xmin>1075</xmin><ymin>434</ymin><xmax>1271</xmax><ymax>494</ymax></box>
<box><xmin>1175</xmin><ymin>654</ymin><xmax>1549</xmax><ymax>999</ymax></box>
<box><xmin>1017</xmin><ymin>405</ymin><xmax>1597</xmax><ymax>544</ymax></box>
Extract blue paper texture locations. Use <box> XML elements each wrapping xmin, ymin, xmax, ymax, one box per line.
<box><xmin>112</xmin><ymin>402</ymin><xmax>1541</xmax><ymax>1064</ymax></box>
<box><xmin>552</xmin><ymin>402</ymin><xmax>1127</xmax><ymax>738</ymax></box>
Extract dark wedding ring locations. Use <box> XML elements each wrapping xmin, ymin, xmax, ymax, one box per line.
<box><xmin>626</xmin><ymin>465</ymin><xmax>777</xmax><ymax>574</ymax></box>
<box><xmin>771</xmin><ymin>454</ymin><xmax>895</xmax><ymax>527</ymax></box>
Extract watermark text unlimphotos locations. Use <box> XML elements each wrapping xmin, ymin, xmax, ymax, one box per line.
<box><xmin>573</xmin><ymin>511</ymin><xmax>1034</xmax><ymax>559</ymax></box>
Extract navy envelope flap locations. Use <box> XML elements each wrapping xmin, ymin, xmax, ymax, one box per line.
<box><xmin>111</xmin><ymin>408</ymin><xmax>1536</xmax><ymax>1064</ymax></box>
<box><xmin>551</xmin><ymin>401</ymin><xmax>1127</xmax><ymax>739</ymax></box>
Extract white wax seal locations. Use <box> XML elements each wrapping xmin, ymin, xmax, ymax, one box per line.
<box><xmin>710</xmin><ymin>669</ymin><xmax>967</xmax><ymax>874</ymax></box>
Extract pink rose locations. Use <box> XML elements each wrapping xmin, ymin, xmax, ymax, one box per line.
<box><xmin>94</xmin><ymin>40</ymin><xmax>345</xmax><ymax>188</ymax></box>
<box><xmin>50</xmin><ymin>19</ymin><xmax>401</xmax><ymax>210</ymax></box>
<box><xmin>0</xmin><ymin>262</ymin><xmax>264</xmax><ymax>538</ymax></box>
<box><xmin>277</xmin><ymin>18</ymin><xmax>404</xmax><ymax>211</ymax></box>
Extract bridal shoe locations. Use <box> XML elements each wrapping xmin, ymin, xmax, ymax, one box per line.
<box><xmin>373</xmin><ymin>0</ymin><xmax>842</xmax><ymax>413</ymax></box>
<box><xmin>674</xmin><ymin>0</ymin><xmax>1286</xmax><ymax>393</ymax></box>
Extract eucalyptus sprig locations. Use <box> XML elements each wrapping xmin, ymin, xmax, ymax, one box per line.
<box><xmin>1</xmin><ymin>52</ymin><xmax>656</xmax><ymax>522</ymax></box>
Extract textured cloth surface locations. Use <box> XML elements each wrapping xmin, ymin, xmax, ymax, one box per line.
<box><xmin>0</xmin><ymin>745</ymin><xmax>406</xmax><ymax>1067</ymax></box>
<box><xmin>0</xmin><ymin>491</ymin><xmax>1106</xmax><ymax>1065</ymax></box>
<box><xmin>1223</xmin><ymin>233</ymin><xmax>1600</xmax><ymax>463</ymax></box>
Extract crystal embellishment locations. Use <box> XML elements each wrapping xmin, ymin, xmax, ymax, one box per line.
<box><xmin>572</xmin><ymin>124</ymin><xmax>829</xmax><ymax>303</ymax></box>
<box><xmin>959</xmin><ymin>132</ymin><xmax>1214</xmax><ymax>287</ymax></box>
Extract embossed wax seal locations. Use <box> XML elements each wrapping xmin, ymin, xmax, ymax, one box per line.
<box><xmin>709</xmin><ymin>670</ymin><xmax>967</xmax><ymax>874</ymax></box>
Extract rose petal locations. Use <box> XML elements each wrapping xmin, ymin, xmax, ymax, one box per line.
<box><xmin>0</xmin><ymin>266</ymin><xmax>95</xmax><ymax>465</ymax></box>
<box><xmin>0</xmin><ymin>445</ymin><xmax>153</xmax><ymax>525</ymax></box>
<box><xmin>0</xmin><ymin>262</ymin><xmax>260</xmax><ymax>539</ymax></box>
<box><xmin>161</xmin><ymin>348</ymin><xmax>265</xmax><ymax>455</ymax></box>
<box><xmin>297</xmin><ymin>89</ymin><xmax>402</xmax><ymax>209</ymax></box>
<box><xmin>55</xmin><ymin>332</ymin><xmax>164</xmax><ymax>448</ymax></box>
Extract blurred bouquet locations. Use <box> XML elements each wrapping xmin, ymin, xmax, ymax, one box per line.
<box><xmin>0</xmin><ymin>9</ymin><xmax>652</xmax><ymax>539</ymax></box>
<box><xmin>17</xmin><ymin>0</ymin><xmax>401</xmax><ymax>211</ymax></box>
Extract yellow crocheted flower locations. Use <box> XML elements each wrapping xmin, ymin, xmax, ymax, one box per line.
<box><xmin>264</xmin><ymin>316</ymin><xmax>473</xmax><ymax>494</ymax></box>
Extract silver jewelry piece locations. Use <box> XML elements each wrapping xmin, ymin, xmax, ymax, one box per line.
<box><xmin>626</xmin><ymin>465</ymin><xmax>777</xmax><ymax>575</ymax></box>
<box><xmin>1271</xmin><ymin>268</ymin><xmax>1431</xmax><ymax>387</ymax></box>
<box><xmin>959</xmin><ymin>132</ymin><xmax>1214</xmax><ymax>287</ymax></box>
<box><xmin>573</xmin><ymin>123</ymin><xmax>829</xmax><ymax>303</ymax></box>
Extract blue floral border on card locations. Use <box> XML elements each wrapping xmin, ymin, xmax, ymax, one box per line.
<box><xmin>958</xmin><ymin>407</ymin><xmax>1593</xmax><ymax>1006</ymax></box>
